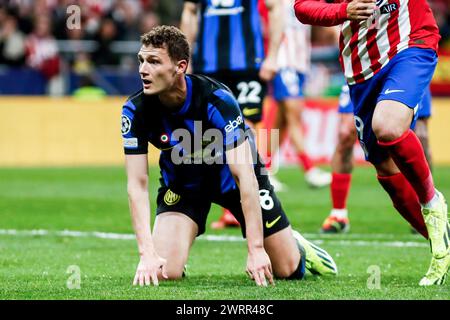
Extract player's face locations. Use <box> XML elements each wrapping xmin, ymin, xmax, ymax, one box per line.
<box><xmin>138</xmin><ymin>45</ymin><xmax>178</xmax><ymax>95</ymax></box>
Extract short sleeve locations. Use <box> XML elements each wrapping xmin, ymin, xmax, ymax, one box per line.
<box><xmin>121</xmin><ymin>100</ymin><xmax>148</xmax><ymax>154</ymax></box>
<box><xmin>207</xmin><ymin>89</ymin><xmax>247</xmax><ymax>150</ymax></box>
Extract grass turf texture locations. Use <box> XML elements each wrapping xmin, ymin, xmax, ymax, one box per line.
<box><xmin>0</xmin><ymin>166</ymin><xmax>449</xmax><ymax>299</ymax></box>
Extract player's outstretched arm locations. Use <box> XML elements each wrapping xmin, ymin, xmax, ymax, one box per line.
<box><xmin>180</xmin><ymin>1</ymin><xmax>199</xmax><ymax>74</ymax></box>
<box><xmin>226</xmin><ymin>141</ymin><xmax>274</xmax><ymax>287</ymax></box>
<box><xmin>125</xmin><ymin>154</ymin><xmax>168</xmax><ymax>286</ymax></box>
<box><xmin>294</xmin><ymin>0</ymin><xmax>375</xmax><ymax>26</ymax></box>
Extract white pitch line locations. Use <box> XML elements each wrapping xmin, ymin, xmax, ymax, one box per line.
<box><xmin>313</xmin><ymin>240</ymin><xmax>428</xmax><ymax>248</ymax></box>
<box><xmin>0</xmin><ymin>229</ymin><xmax>135</xmax><ymax>240</ymax></box>
<box><xmin>0</xmin><ymin>229</ymin><xmax>428</xmax><ymax>248</ymax></box>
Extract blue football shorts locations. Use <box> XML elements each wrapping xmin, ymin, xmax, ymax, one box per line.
<box><xmin>272</xmin><ymin>68</ymin><xmax>306</xmax><ymax>102</ymax></box>
<box><xmin>348</xmin><ymin>47</ymin><xmax>437</xmax><ymax>164</ymax></box>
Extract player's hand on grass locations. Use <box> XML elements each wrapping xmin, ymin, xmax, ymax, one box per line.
<box><xmin>347</xmin><ymin>0</ymin><xmax>376</xmax><ymax>21</ymax></box>
<box><xmin>246</xmin><ymin>247</ymin><xmax>274</xmax><ymax>287</ymax></box>
<box><xmin>133</xmin><ymin>252</ymin><xmax>168</xmax><ymax>286</ymax></box>
<box><xmin>259</xmin><ymin>57</ymin><xmax>277</xmax><ymax>82</ymax></box>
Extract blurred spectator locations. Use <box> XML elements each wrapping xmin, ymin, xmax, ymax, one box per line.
<box><xmin>140</xmin><ymin>11</ymin><xmax>160</xmax><ymax>34</ymax></box>
<box><xmin>110</xmin><ymin>0</ymin><xmax>141</xmax><ymax>40</ymax></box>
<box><xmin>9</xmin><ymin>0</ymin><xmax>34</xmax><ymax>34</ymax></box>
<box><xmin>73</xmin><ymin>52</ymin><xmax>93</xmax><ymax>75</ymax></box>
<box><xmin>0</xmin><ymin>0</ymin><xmax>187</xmax><ymax>95</ymax></box>
<box><xmin>92</xmin><ymin>18</ymin><xmax>120</xmax><ymax>66</ymax></box>
<box><xmin>0</xmin><ymin>10</ymin><xmax>26</xmax><ymax>66</ymax></box>
<box><xmin>429</xmin><ymin>0</ymin><xmax>450</xmax><ymax>49</ymax></box>
<box><xmin>25</xmin><ymin>15</ymin><xmax>61</xmax><ymax>80</ymax></box>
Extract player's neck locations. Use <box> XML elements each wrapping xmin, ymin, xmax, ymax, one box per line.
<box><xmin>158</xmin><ymin>75</ymin><xmax>187</xmax><ymax>113</ymax></box>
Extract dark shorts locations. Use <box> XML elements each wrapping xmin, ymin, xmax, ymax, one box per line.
<box><xmin>156</xmin><ymin>163</ymin><xmax>290</xmax><ymax>238</ymax></box>
<box><xmin>203</xmin><ymin>70</ymin><xmax>267</xmax><ymax>123</ymax></box>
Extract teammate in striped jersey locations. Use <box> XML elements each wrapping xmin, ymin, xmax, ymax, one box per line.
<box><xmin>181</xmin><ymin>0</ymin><xmax>284</xmax><ymax>229</ymax></box>
<box><xmin>295</xmin><ymin>0</ymin><xmax>449</xmax><ymax>286</ymax></box>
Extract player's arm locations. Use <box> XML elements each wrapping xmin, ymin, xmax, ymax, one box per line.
<box><xmin>125</xmin><ymin>154</ymin><xmax>168</xmax><ymax>286</ymax></box>
<box><xmin>180</xmin><ymin>1</ymin><xmax>199</xmax><ymax>73</ymax></box>
<box><xmin>294</xmin><ymin>0</ymin><xmax>376</xmax><ymax>26</ymax></box>
<box><xmin>210</xmin><ymin>89</ymin><xmax>274</xmax><ymax>286</ymax></box>
<box><xmin>259</xmin><ymin>0</ymin><xmax>284</xmax><ymax>82</ymax></box>
<box><xmin>122</xmin><ymin>104</ymin><xmax>167</xmax><ymax>286</ymax></box>
<box><xmin>226</xmin><ymin>142</ymin><xmax>274</xmax><ymax>287</ymax></box>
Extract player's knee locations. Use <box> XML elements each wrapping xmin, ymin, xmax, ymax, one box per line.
<box><xmin>159</xmin><ymin>262</ymin><xmax>186</xmax><ymax>280</ymax></box>
<box><xmin>162</xmin><ymin>268</ymin><xmax>185</xmax><ymax>280</ymax></box>
<box><xmin>372</xmin><ymin>121</ymin><xmax>406</xmax><ymax>142</ymax></box>
<box><xmin>273</xmin><ymin>257</ymin><xmax>299</xmax><ymax>279</ymax></box>
<box><xmin>338</xmin><ymin>125</ymin><xmax>357</xmax><ymax>149</ymax></box>
<box><xmin>285</xmin><ymin>107</ymin><xmax>302</xmax><ymax>125</ymax></box>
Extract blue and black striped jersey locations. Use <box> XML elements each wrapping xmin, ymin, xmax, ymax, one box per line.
<box><xmin>121</xmin><ymin>74</ymin><xmax>254</xmax><ymax>195</ymax></box>
<box><xmin>186</xmin><ymin>0</ymin><xmax>265</xmax><ymax>73</ymax></box>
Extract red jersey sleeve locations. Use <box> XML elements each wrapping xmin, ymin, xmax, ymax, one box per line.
<box><xmin>294</xmin><ymin>0</ymin><xmax>349</xmax><ymax>26</ymax></box>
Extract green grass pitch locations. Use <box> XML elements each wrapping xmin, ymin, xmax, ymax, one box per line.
<box><xmin>0</xmin><ymin>166</ymin><xmax>449</xmax><ymax>299</ymax></box>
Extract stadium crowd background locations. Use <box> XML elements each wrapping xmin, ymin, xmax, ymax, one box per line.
<box><xmin>0</xmin><ymin>0</ymin><xmax>182</xmax><ymax>95</ymax></box>
<box><xmin>1</xmin><ymin>0</ymin><xmax>449</xmax><ymax>97</ymax></box>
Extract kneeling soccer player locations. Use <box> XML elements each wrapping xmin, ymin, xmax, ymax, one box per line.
<box><xmin>122</xmin><ymin>26</ymin><xmax>337</xmax><ymax>286</ymax></box>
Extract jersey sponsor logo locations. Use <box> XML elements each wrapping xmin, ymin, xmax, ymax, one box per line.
<box><xmin>205</xmin><ymin>0</ymin><xmax>244</xmax><ymax>17</ymax></box>
<box><xmin>205</xmin><ymin>6</ymin><xmax>244</xmax><ymax>16</ymax></box>
<box><xmin>380</xmin><ymin>3</ymin><xmax>398</xmax><ymax>14</ymax></box>
<box><xmin>224</xmin><ymin>115</ymin><xmax>243</xmax><ymax>133</ymax></box>
<box><xmin>384</xmin><ymin>89</ymin><xmax>405</xmax><ymax>95</ymax></box>
<box><xmin>265</xmin><ymin>216</ymin><xmax>281</xmax><ymax>229</ymax></box>
<box><xmin>164</xmin><ymin>189</ymin><xmax>181</xmax><ymax>206</ymax></box>
<box><xmin>170</xmin><ymin>123</ymin><xmax>232</xmax><ymax>165</ymax></box>
<box><xmin>121</xmin><ymin>115</ymin><xmax>131</xmax><ymax>135</ymax></box>
<box><xmin>211</xmin><ymin>0</ymin><xmax>235</xmax><ymax>6</ymax></box>
<box><xmin>123</xmin><ymin>137</ymin><xmax>138</xmax><ymax>148</ymax></box>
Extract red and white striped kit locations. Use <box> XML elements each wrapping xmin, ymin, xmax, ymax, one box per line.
<box><xmin>294</xmin><ymin>0</ymin><xmax>441</xmax><ymax>84</ymax></box>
